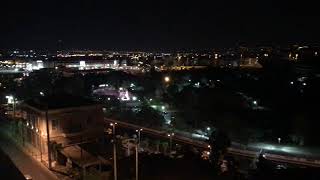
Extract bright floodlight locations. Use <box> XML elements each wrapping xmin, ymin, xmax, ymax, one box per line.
<box><xmin>161</xmin><ymin>106</ymin><xmax>165</xmax><ymax>110</ymax></box>
<box><xmin>5</xmin><ymin>95</ymin><xmax>14</xmax><ymax>104</ymax></box>
<box><xmin>207</xmin><ymin>127</ymin><xmax>211</xmax><ymax>131</ymax></box>
<box><xmin>253</xmin><ymin>100</ymin><xmax>257</xmax><ymax>105</ymax></box>
<box><xmin>164</xmin><ymin>76</ymin><xmax>170</xmax><ymax>83</ymax></box>
<box><xmin>40</xmin><ymin>91</ymin><xmax>44</xmax><ymax>96</ymax></box>
<box><xmin>132</xmin><ymin>96</ymin><xmax>137</xmax><ymax>101</ymax></box>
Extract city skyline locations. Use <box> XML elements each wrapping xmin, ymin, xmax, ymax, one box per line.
<box><xmin>1</xmin><ymin>1</ymin><xmax>320</xmax><ymax>180</ymax></box>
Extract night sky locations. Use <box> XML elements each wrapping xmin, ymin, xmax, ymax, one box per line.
<box><xmin>1</xmin><ymin>0</ymin><xmax>320</xmax><ymax>50</ymax></box>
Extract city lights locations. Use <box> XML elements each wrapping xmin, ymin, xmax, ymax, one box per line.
<box><xmin>1</xmin><ymin>2</ymin><xmax>320</xmax><ymax>179</ymax></box>
<box><xmin>253</xmin><ymin>100</ymin><xmax>258</xmax><ymax>105</ymax></box>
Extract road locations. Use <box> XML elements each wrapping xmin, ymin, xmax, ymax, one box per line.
<box><xmin>105</xmin><ymin>118</ymin><xmax>320</xmax><ymax>168</ymax></box>
<box><xmin>0</xmin><ymin>132</ymin><xmax>58</xmax><ymax>180</ymax></box>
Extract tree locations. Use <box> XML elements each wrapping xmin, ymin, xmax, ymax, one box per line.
<box><xmin>209</xmin><ymin>130</ymin><xmax>231</xmax><ymax>171</ymax></box>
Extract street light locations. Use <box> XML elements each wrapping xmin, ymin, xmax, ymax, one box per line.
<box><xmin>278</xmin><ymin>137</ymin><xmax>281</xmax><ymax>144</ymax></box>
<box><xmin>5</xmin><ymin>95</ymin><xmax>14</xmax><ymax>104</ymax></box>
<box><xmin>167</xmin><ymin>133</ymin><xmax>174</xmax><ymax>153</ymax></box>
<box><xmin>135</xmin><ymin>129</ymin><xmax>142</xmax><ymax>180</ymax></box>
<box><xmin>110</xmin><ymin>122</ymin><xmax>118</xmax><ymax>180</ymax></box>
<box><xmin>5</xmin><ymin>95</ymin><xmax>17</xmax><ymax>118</ymax></box>
<box><xmin>136</xmin><ymin>129</ymin><xmax>143</xmax><ymax>144</ymax></box>
<box><xmin>253</xmin><ymin>100</ymin><xmax>258</xmax><ymax>105</ymax></box>
<box><xmin>164</xmin><ymin>76</ymin><xmax>170</xmax><ymax>83</ymax></box>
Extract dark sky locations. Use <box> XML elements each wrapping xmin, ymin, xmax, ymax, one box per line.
<box><xmin>1</xmin><ymin>0</ymin><xmax>320</xmax><ymax>50</ymax></box>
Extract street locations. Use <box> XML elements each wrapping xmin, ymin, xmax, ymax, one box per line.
<box><xmin>0</xmin><ymin>133</ymin><xmax>58</xmax><ymax>180</ymax></box>
<box><xmin>104</xmin><ymin>118</ymin><xmax>320</xmax><ymax>168</ymax></box>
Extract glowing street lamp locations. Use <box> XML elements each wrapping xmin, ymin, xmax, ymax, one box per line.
<box><xmin>167</xmin><ymin>133</ymin><xmax>174</xmax><ymax>152</ymax></box>
<box><xmin>5</xmin><ymin>95</ymin><xmax>14</xmax><ymax>104</ymax></box>
<box><xmin>164</xmin><ymin>76</ymin><xmax>170</xmax><ymax>83</ymax></box>
<box><xmin>253</xmin><ymin>100</ymin><xmax>258</xmax><ymax>105</ymax></box>
<box><xmin>135</xmin><ymin>129</ymin><xmax>143</xmax><ymax>144</ymax></box>
<box><xmin>5</xmin><ymin>95</ymin><xmax>16</xmax><ymax>118</ymax></box>
<box><xmin>278</xmin><ymin>137</ymin><xmax>281</xmax><ymax>144</ymax></box>
<box><xmin>40</xmin><ymin>91</ymin><xmax>44</xmax><ymax>96</ymax></box>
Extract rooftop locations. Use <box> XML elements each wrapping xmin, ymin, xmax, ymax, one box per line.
<box><xmin>24</xmin><ymin>94</ymin><xmax>97</xmax><ymax>111</ymax></box>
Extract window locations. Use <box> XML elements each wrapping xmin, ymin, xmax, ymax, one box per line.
<box><xmin>86</xmin><ymin>117</ymin><xmax>92</xmax><ymax>125</ymax></box>
<box><xmin>52</xmin><ymin>119</ymin><xmax>58</xmax><ymax>131</ymax></box>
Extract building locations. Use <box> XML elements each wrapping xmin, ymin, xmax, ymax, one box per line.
<box><xmin>20</xmin><ymin>94</ymin><xmax>104</xmax><ymax>166</ymax></box>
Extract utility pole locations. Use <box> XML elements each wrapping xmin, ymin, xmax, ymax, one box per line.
<box><xmin>13</xmin><ymin>97</ymin><xmax>16</xmax><ymax>119</ymax></box>
<box><xmin>136</xmin><ymin>129</ymin><xmax>143</xmax><ymax>145</ymax></box>
<box><xmin>39</xmin><ymin>130</ymin><xmax>43</xmax><ymax>162</ymax></box>
<box><xmin>168</xmin><ymin>133</ymin><xmax>174</xmax><ymax>153</ymax></box>
<box><xmin>111</xmin><ymin>123</ymin><xmax>117</xmax><ymax>180</ymax></box>
<box><xmin>135</xmin><ymin>129</ymin><xmax>142</xmax><ymax>180</ymax></box>
<box><xmin>45</xmin><ymin>106</ymin><xmax>52</xmax><ymax>169</ymax></box>
<box><xmin>135</xmin><ymin>143</ymin><xmax>138</xmax><ymax>180</ymax></box>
